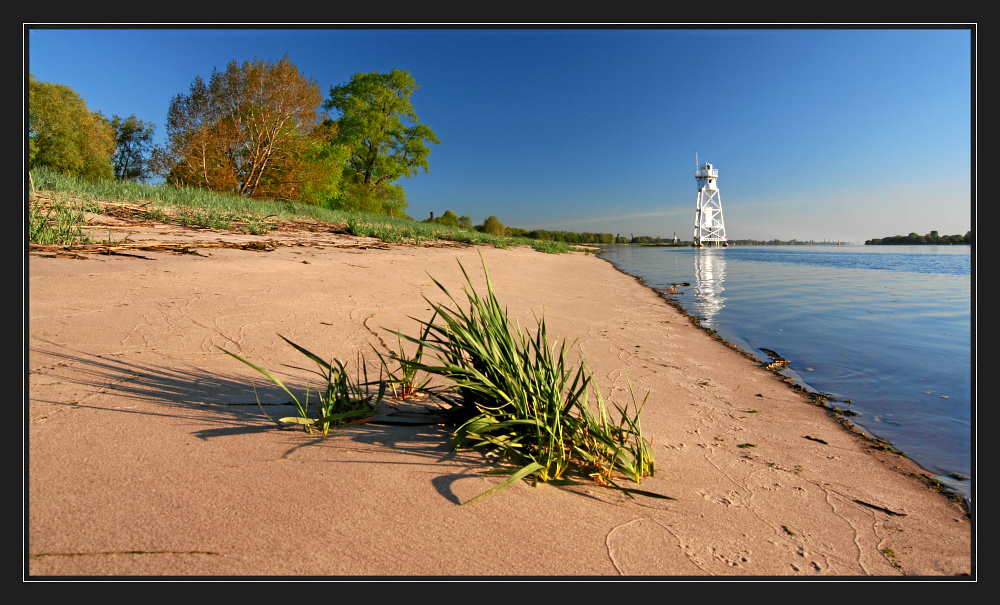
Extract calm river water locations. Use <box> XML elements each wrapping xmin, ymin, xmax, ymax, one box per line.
<box><xmin>598</xmin><ymin>244</ymin><xmax>973</xmax><ymax>500</ymax></box>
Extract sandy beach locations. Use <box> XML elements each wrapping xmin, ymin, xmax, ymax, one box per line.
<box><xmin>26</xmin><ymin>216</ymin><xmax>972</xmax><ymax>578</ymax></box>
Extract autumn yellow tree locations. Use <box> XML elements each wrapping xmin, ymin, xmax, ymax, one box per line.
<box><xmin>158</xmin><ymin>56</ymin><xmax>339</xmax><ymax>200</ymax></box>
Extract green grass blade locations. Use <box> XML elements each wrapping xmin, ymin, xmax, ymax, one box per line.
<box><xmin>278</xmin><ymin>335</ymin><xmax>336</xmax><ymax>376</ymax></box>
<box><xmin>218</xmin><ymin>346</ymin><xmax>307</xmax><ymax>419</ymax></box>
<box><xmin>461</xmin><ymin>462</ymin><xmax>545</xmax><ymax>505</ymax></box>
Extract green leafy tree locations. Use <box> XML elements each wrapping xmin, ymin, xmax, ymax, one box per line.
<box><xmin>294</xmin><ymin>119</ymin><xmax>351</xmax><ymax>206</ymax></box>
<box><xmin>159</xmin><ymin>55</ymin><xmax>333</xmax><ymax>200</ymax></box>
<box><xmin>323</xmin><ymin>69</ymin><xmax>440</xmax><ymax>216</ymax></box>
<box><xmin>336</xmin><ymin>180</ymin><xmax>406</xmax><ymax>215</ymax></box>
<box><xmin>479</xmin><ymin>215</ymin><xmax>506</xmax><ymax>236</ymax></box>
<box><xmin>28</xmin><ymin>75</ymin><xmax>115</xmax><ymax>181</ymax></box>
<box><xmin>110</xmin><ymin>114</ymin><xmax>156</xmax><ymax>181</ymax></box>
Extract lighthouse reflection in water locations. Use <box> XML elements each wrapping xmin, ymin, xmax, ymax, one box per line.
<box><xmin>691</xmin><ymin>248</ymin><xmax>726</xmax><ymax>328</ymax></box>
<box><xmin>596</xmin><ymin>243</ymin><xmax>971</xmax><ymax>499</ymax></box>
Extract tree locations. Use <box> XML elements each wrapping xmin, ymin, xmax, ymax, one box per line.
<box><xmin>159</xmin><ymin>55</ymin><xmax>332</xmax><ymax>199</ymax></box>
<box><xmin>324</xmin><ymin>69</ymin><xmax>440</xmax><ymax>216</ymax></box>
<box><xmin>28</xmin><ymin>75</ymin><xmax>115</xmax><ymax>180</ymax></box>
<box><xmin>293</xmin><ymin>119</ymin><xmax>351</xmax><ymax>206</ymax></box>
<box><xmin>110</xmin><ymin>114</ymin><xmax>156</xmax><ymax>181</ymax></box>
<box><xmin>479</xmin><ymin>215</ymin><xmax>506</xmax><ymax>236</ymax></box>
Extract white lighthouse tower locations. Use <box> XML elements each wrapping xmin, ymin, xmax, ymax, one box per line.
<box><xmin>693</xmin><ymin>155</ymin><xmax>728</xmax><ymax>247</ymax></box>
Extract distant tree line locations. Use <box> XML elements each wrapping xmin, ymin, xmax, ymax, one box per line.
<box><xmin>419</xmin><ymin>211</ymin><xmax>632</xmax><ymax>244</ymax></box>
<box><xmin>865</xmin><ymin>231</ymin><xmax>972</xmax><ymax>245</ymax></box>
<box><xmin>422</xmin><ymin>209</ymin><xmax>472</xmax><ymax>228</ymax></box>
<box><xmin>731</xmin><ymin>239</ymin><xmax>835</xmax><ymax>245</ymax></box>
<box><xmin>419</xmin><ymin>210</ymin><xmax>502</xmax><ymax>235</ymax></box>
<box><xmin>505</xmin><ymin>228</ymin><xmax>619</xmax><ymax>245</ymax></box>
<box><xmin>625</xmin><ymin>235</ymin><xmax>686</xmax><ymax>245</ymax></box>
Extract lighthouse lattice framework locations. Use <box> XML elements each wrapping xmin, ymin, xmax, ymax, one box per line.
<box><xmin>693</xmin><ymin>156</ymin><xmax>728</xmax><ymax>247</ymax></box>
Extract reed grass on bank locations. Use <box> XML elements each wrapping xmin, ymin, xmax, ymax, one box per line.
<box><xmin>28</xmin><ymin>168</ymin><xmax>571</xmax><ymax>252</ymax></box>
<box><xmin>27</xmin><ymin>190</ymin><xmax>93</xmax><ymax>246</ymax></box>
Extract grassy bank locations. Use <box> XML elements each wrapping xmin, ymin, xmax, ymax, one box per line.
<box><xmin>27</xmin><ymin>168</ymin><xmax>572</xmax><ymax>254</ymax></box>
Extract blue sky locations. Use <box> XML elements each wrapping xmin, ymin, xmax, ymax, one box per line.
<box><xmin>26</xmin><ymin>26</ymin><xmax>974</xmax><ymax>242</ymax></box>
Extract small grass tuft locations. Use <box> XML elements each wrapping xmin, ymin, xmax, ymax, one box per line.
<box><xmin>220</xmin><ymin>338</ymin><xmax>385</xmax><ymax>437</ymax></box>
<box><xmin>376</xmin><ymin>316</ymin><xmax>436</xmax><ymax>400</ymax></box>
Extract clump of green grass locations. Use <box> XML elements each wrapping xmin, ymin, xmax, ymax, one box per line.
<box><xmin>218</xmin><ymin>257</ymin><xmax>664</xmax><ymax>504</ymax></box>
<box><xmin>27</xmin><ymin>195</ymin><xmax>91</xmax><ymax>246</ymax></box>
<box><xmin>529</xmin><ymin>239</ymin><xmax>570</xmax><ymax>254</ymax></box>
<box><xmin>221</xmin><ymin>337</ymin><xmax>385</xmax><ymax>437</ymax></box>
<box><xmin>388</xmin><ymin>256</ymin><xmax>665</xmax><ymax>503</ymax></box>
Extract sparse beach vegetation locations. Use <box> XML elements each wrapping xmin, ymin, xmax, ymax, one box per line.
<box><xmin>221</xmin><ymin>338</ymin><xmax>385</xmax><ymax>437</ymax></box>
<box><xmin>218</xmin><ymin>256</ymin><xmax>666</xmax><ymax>504</ymax></box>
<box><xmin>27</xmin><ymin>190</ymin><xmax>93</xmax><ymax>246</ymax></box>
<box><xmin>27</xmin><ymin>167</ymin><xmax>573</xmax><ymax>252</ymax></box>
<box><xmin>386</xmin><ymin>257</ymin><xmax>664</xmax><ymax>503</ymax></box>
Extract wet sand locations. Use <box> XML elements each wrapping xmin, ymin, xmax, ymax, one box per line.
<box><xmin>26</xmin><ymin>218</ymin><xmax>972</xmax><ymax>577</ymax></box>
